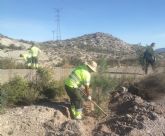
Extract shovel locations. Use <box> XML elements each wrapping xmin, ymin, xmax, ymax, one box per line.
<box><xmin>79</xmin><ymin>89</ymin><xmax>108</xmax><ymax>117</ymax></box>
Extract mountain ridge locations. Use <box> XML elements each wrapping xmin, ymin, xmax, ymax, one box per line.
<box><xmin>155</xmin><ymin>48</ymin><xmax>165</xmax><ymax>53</ymax></box>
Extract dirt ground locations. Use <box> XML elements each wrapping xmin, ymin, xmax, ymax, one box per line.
<box><xmin>0</xmin><ymin>71</ymin><xmax>165</xmax><ymax>136</ymax></box>
<box><xmin>0</xmin><ymin>102</ymin><xmax>97</xmax><ymax>136</ymax></box>
<box><xmin>93</xmin><ymin>71</ymin><xmax>165</xmax><ymax>136</ymax></box>
<box><xmin>93</xmin><ymin>90</ymin><xmax>165</xmax><ymax>136</ymax></box>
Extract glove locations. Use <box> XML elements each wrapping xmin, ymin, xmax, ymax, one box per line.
<box><xmin>88</xmin><ymin>96</ymin><xmax>92</xmax><ymax>101</ymax></box>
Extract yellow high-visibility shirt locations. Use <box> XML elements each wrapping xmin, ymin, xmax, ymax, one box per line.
<box><xmin>30</xmin><ymin>46</ymin><xmax>41</xmax><ymax>57</ymax></box>
<box><xmin>65</xmin><ymin>65</ymin><xmax>91</xmax><ymax>88</ymax></box>
<box><xmin>22</xmin><ymin>53</ymin><xmax>31</xmax><ymax>61</ymax></box>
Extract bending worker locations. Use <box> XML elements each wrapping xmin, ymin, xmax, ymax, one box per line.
<box><xmin>64</xmin><ymin>60</ymin><xmax>97</xmax><ymax>120</ymax></box>
<box><xmin>143</xmin><ymin>42</ymin><xmax>156</xmax><ymax>74</ymax></box>
<box><xmin>30</xmin><ymin>45</ymin><xmax>41</xmax><ymax>68</ymax></box>
<box><xmin>20</xmin><ymin>49</ymin><xmax>32</xmax><ymax>68</ymax></box>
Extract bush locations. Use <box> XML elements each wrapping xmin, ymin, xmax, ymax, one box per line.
<box><xmin>8</xmin><ymin>44</ymin><xmax>24</xmax><ymax>50</ymax></box>
<box><xmin>1</xmin><ymin>76</ymin><xmax>39</xmax><ymax>106</ymax></box>
<box><xmin>36</xmin><ymin>67</ymin><xmax>52</xmax><ymax>86</ymax></box>
<box><xmin>0</xmin><ymin>43</ymin><xmax>6</xmax><ymax>49</ymax></box>
<box><xmin>0</xmin><ymin>67</ymin><xmax>66</xmax><ymax>109</ymax></box>
<box><xmin>0</xmin><ymin>58</ymin><xmax>14</xmax><ymax>69</ymax></box>
<box><xmin>42</xmin><ymin>80</ymin><xmax>65</xmax><ymax>100</ymax></box>
<box><xmin>36</xmin><ymin>67</ymin><xmax>65</xmax><ymax>100</ymax></box>
<box><xmin>69</xmin><ymin>57</ymin><xmax>83</xmax><ymax>66</ymax></box>
<box><xmin>91</xmin><ymin>74</ymin><xmax>118</xmax><ymax>102</ymax></box>
<box><xmin>0</xmin><ymin>86</ymin><xmax>7</xmax><ymax>113</ymax></box>
<box><xmin>96</xmin><ymin>57</ymin><xmax>108</xmax><ymax>72</ymax></box>
<box><xmin>0</xmin><ymin>58</ymin><xmax>26</xmax><ymax>69</ymax></box>
<box><xmin>22</xmin><ymin>87</ymin><xmax>39</xmax><ymax>105</ymax></box>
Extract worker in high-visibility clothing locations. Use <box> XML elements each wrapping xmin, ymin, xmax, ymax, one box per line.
<box><xmin>65</xmin><ymin>60</ymin><xmax>97</xmax><ymax>120</ymax></box>
<box><xmin>20</xmin><ymin>50</ymin><xmax>32</xmax><ymax>68</ymax></box>
<box><xmin>30</xmin><ymin>45</ymin><xmax>41</xmax><ymax>68</ymax></box>
<box><xmin>143</xmin><ymin>42</ymin><xmax>156</xmax><ymax>74</ymax></box>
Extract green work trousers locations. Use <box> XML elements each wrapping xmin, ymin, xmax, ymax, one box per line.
<box><xmin>65</xmin><ymin>85</ymin><xmax>83</xmax><ymax>109</ymax></box>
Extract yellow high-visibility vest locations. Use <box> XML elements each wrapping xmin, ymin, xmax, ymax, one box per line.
<box><xmin>30</xmin><ymin>46</ymin><xmax>41</xmax><ymax>57</ymax></box>
<box><xmin>65</xmin><ymin>65</ymin><xmax>91</xmax><ymax>88</ymax></box>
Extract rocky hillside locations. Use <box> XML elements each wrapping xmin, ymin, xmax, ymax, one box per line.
<box><xmin>41</xmin><ymin>32</ymin><xmax>142</xmax><ymax>67</ymax></box>
<box><xmin>155</xmin><ymin>48</ymin><xmax>165</xmax><ymax>53</ymax></box>
<box><xmin>0</xmin><ymin>34</ymin><xmax>32</xmax><ymax>49</ymax></box>
<box><xmin>43</xmin><ymin>32</ymin><xmax>133</xmax><ymax>53</ymax></box>
<box><xmin>0</xmin><ymin>34</ymin><xmax>49</xmax><ymax>66</ymax></box>
<box><xmin>1</xmin><ymin>32</ymin><xmax>164</xmax><ymax>68</ymax></box>
<box><xmin>0</xmin><ymin>32</ymin><xmax>148</xmax><ymax>67</ymax></box>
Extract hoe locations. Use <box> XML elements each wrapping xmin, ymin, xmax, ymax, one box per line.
<box><xmin>79</xmin><ymin>89</ymin><xmax>108</xmax><ymax>117</ymax></box>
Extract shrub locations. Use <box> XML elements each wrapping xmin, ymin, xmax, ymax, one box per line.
<box><xmin>0</xmin><ymin>43</ymin><xmax>6</xmax><ymax>49</ymax></box>
<box><xmin>2</xmin><ymin>76</ymin><xmax>29</xmax><ymax>104</ymax></box>
<box><xmin>42</xmin><ymin>80</ymin><xmax>65</xmax><ymax>100</ymax></box>
<box><xmin>22</xmin><ymin>87</ymin><xmax>39</xmax><ymax>105</ymax></box>
<box><xmin>91</xmin><ymin>74</ymin><xmax>118</xmax><ymax>103</ymax></box>
<box><xmin>54</xmin><ymin>80</ymin><xmax>66</xmax><ymax>100</ymax></box>
<box><xmin>1</xmin><ymin>76</ymin><xmax>39</xmax><ymax>106</ymax></box>
<box><xmin>0</xmin><ymin>58</ymin><xmax>14</xmax><ymax>69</ymax></box>
<box><xmin>36</xmin><ymin>67</ymin><xmax>65</xmax><ymax>100</ymax></box>
<box><xmin>96</xmin><ymin>57</ymin><xmax>108</xmax><ymax>72</ymax></box>
<box><xmin>69</xmin><ymin>57</ymin><xmax>83</xmax><ymax>66</ymax></box>
<box><xmin>36</xmin><ymin>67</ymin><xmax>52</xmax><ymax>86</ymax></box>
<box><xmin>0</xmin><ymin>86</ymin><xmax>7</xmax><ymax>113</ymax></box>
<box><xmin>0</xmin><ymin>67</ymin><xmax>66</xmax><ymax>109</ymax></box>
<box><xmin>8</xmin><ymin>44</ymin><xmax>24</xmax><ymax>50</ymax></box>
<box><xmin>0</xmin><ymin>58</ymin><xmax>26</xmax><ymax>69</ymax></box>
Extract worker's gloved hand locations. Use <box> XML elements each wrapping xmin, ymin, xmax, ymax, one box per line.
<box><xmin>88</xmin><ymin>96</ymin><xmax>92</xmax><ymax>101</ymax></box>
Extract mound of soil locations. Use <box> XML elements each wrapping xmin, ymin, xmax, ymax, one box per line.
<box><xmin>44</xmin><ymin>116</ymin><xmax>96</xmax><ymax>136</ymax></box>
<box><xmin>128</xmin><ymin>71</ymin><xmax>165</xmax><ymax>102</ymax></box>
<box><xmin>93</xmin><ymin>89</ymin><xmax>165</xmax><ymax>136</ymax></box>
<box><xmin>0</xmin><ymin>105</ymin><xmax>57</xmax><ymax>136</ymax></box>
<box><xmin>0</xmin><ymin>104</ymin><xmax>96</xmax><ymax>136</ymax></box>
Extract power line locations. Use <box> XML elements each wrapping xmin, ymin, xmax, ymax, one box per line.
<box><xmin>54</xmin><ymin>8</ymin><xmax>62</xmax><ymax>45</ymax></box>
<box><xmin>52</xmin><ymin>30</ymin><xmax>55</xmax><ymax>41</ymax></box>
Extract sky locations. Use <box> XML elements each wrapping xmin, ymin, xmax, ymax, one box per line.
<box><xmin>0</xmin><ymin>0</ymin><xmax>165</xmax><ymax>49</ymax></box>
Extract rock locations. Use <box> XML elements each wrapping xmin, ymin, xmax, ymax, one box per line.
<box><xmin>134</xmin><ymin>97</ymin><xmax>143</xmax><ymax>105</ymax></box>
<box><xmin>98</xmin><ymin>124</ymin><xmax>111</xmax><ymax>134</ymax></box>
<box><xmin>126</xmin><ymin>114</ymin><xmax>132</xmax><ymax>119</ymax></box>
<box><xmin>147</xmin><ymin>111</ymin><xmax>157</xmax><ymax>120</ymax></box>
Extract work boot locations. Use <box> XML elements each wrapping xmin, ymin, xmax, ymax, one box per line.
<box><xmin>36</xmin><ymin>64</ymin><xmax>39</xmax><ymax>68</ymax></box>
<box><xmin>28</xmin><ymin>63</ymin><xmax>31</xmax><ymax>67</ymax></box>
<box><xmin>71</xmin><ymin>106</ymin><xmax>76</xmax><ymax>118</ymax></box>
<box><xmin>75</xmin><ymin>108</ymin><xmax>82</xmax><ymax>120</ymax></box>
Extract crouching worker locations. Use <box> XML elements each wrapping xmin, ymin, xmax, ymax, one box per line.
<box><xmin>64</xmin><ymin>60</ymin><xmax>97</xmax><ymax>120</ymax></box>
<box><xmin>20</xmin><ymin>50</ymin><xmax>32</xmax><ymax>68</ymax></box>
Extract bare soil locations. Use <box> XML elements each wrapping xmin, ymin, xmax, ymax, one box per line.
<box><xmin>0</xmin><ymin>72</ymin><xmax>165</xmax><ymax>136</ymax></box>
<box><xmin>93</xmin><ymin>71</ymin><xmax>165</xmax><ymax>136</ymax></box>
<box><xmin>0</xmin><ymin>102</ymin><xmax>97</xmax><ymax>136</ymax></box>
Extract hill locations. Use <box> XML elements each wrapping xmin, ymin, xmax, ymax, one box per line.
<box><xmin>41</xmin><ymin>32</ymin><xmax>143</xmax><ymax>67</ymax></box>
<box><xmin>155</xmin><ymin>48</ymin><xmax>165</xmax><ymax>53</ymax></box>
<box><xmin>0</xmin><ymin>32</ymin><xmax>145</xmax><ymax>67</ymax></box>
<box><xmin>0</xmin><ymin>34</ymin><xmax>49</xmax><ymax>67</ymax></box>
<box><xmin>0</xmin><ymin>34</ymin><xmax>32</xmax><ymax>49</ymax></box>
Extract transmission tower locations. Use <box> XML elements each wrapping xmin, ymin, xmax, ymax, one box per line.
<box><xmin>54</xmin><ymin>8</ymin><xmax>62</xmax><ymax>45</ymax></box>
<box><xmin>52</xmin><ymin>30</ymin><xmax>55</xmax><ymax>41</ymax></box>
